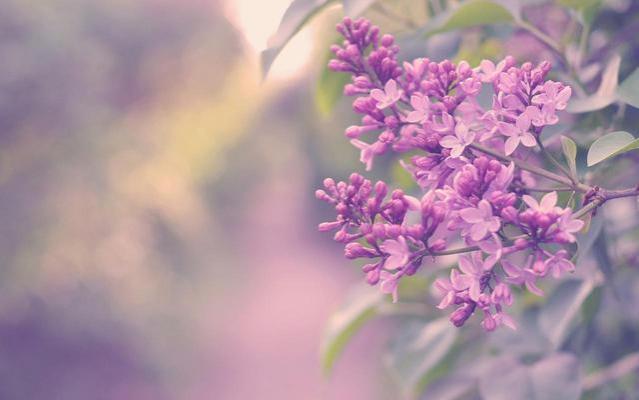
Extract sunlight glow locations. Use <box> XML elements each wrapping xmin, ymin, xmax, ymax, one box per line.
<box><xmin>225</xmin><ymin>0</ymin><xmax>315</xmax><ymax>81</ymax></box>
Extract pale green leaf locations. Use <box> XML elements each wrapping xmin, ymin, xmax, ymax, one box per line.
<box><xmin>538</xmin><ymin>279</ymin><xmax>595</xmax><ymax>349</ymax></box>
<box><xmin>560</xmin><ymin>135</ymin><xmax>578</xmax><ymax>179</ymax></box>
<box><xmin>617</xmin><ymin>67</ymin><xmax>639</xmax><ymax>109</ymax></box>
<box><xmin>320</xmin><ymin>284</ymin><xmax>383</xmax><ymax>374</ymax></box>
<box><xmin>586</xmin><ymin>130</ymin><xmax>639</xmax><ymax>166</ymax></box>
<box><xmin>386</xmin><ymin>317</ymin><xmax>458</xmax><ymax>396</ymax></box>
<box><xmin>567</xmin><ymin>54</ymin><xmax>620</xmax><ymax>113</ymax></box>
<box><xmin>261</xmin><ymin>0</ymin><xmax>335</xmax><ymax>77</ymax></box>
<box><xmin>423</xmin><ymin>0</ymin><xmax>516</xmax><ymax>37</ymax></box>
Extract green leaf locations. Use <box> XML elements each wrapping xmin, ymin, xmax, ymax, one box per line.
<box><xmin>567</xmin><ymin>54</ymin><xmax>620</xmax><ymax>113</ymax></box>
<box><xmin>538</xmin><ymin>279</ymin><xmax>595</xmax><ymax>349</ymax></box>
<box><xmin>342</xmin><ymin>0</ymin><xmax>377</xmax><ymax>16</ymax></box>
<box><xmin>261</xmin><ymin>0</ymin><xmax>335</xmax><ymax>77</ymax></box>
<box><xmin>586</xmin><ymin>130</ymin><xmax>639</xmax><ymax>166</ymax></box>
<box><xmin>423</xmin><ymin>0</ymin><xmax>516</xmax><ymax>37</ymax></box>
<box><xmin>320</xmin><ymin>284</ymin><xmax>383</xmax><ymax>374</ymax></box>
<box><xmin>479</xmin><ymin>353</ymin><xmax>582</xmax><ymax>400</ymax></box>
<box><xmin>315</xmin><ymin>46</ymin><xmax>350</xmax><ymax>117</ymax></box>
<box><xmin>560</xmin><ymin>136</ymin><xmax>578</xmax><ymax>179</ymax></box>
<box><xmin>386</xmin><ymin>317</ymin><xmax>458</xmax><ymax>396</ymax></box>
<box><xmin>617</xmin><ymin>67</ymin><xmax>639</xmax><ymax>109</ymax></box>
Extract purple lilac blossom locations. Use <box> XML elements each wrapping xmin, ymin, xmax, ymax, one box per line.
<box><xmin>316</xmin><ymin>17</ymin><xmax>582</xmax><ymax>331</ymax></box>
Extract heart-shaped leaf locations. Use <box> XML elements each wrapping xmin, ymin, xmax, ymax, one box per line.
<box><xmin>320</xmin><ymin>284</ymin><xmax>383</xmax><ymax>374</ymax></box>
<box><xmin>586</xmin><ymin>130</ymin><xmax>639</xmax><ymax>166</ymax></box>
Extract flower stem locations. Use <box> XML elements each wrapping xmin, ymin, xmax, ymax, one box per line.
<box><xmin>469</xmin><ymin>142</ymin><xmax>590</xmax><ymax>192</ymax></box>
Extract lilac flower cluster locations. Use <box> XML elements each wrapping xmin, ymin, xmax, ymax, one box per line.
<box><xmin>317</xmin><ymin>17</ymin><xmax>583</xmax><ymax>331</ymax></box>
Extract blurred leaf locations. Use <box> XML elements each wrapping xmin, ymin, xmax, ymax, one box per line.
<box><xmin>529</xmin><ymin>353</ymin><xmax>582</xmax><ymax>399</ymax></box>
<box><xmin>581</xmin><ymin>285</ymin><xmax>602</xmax><ymax>325</ymax></box>
<box><xmin>423</xmin><ymin>0</ymin><xmax>516</xmax><ymax>37</ymax></box>
<box><xmin>419</xmin><ymin>374</ymin><xmax>476</xmax><ymax>400</ymax></box>
<box><xmin>320</xmin><ymin>284</ymin><xmax>383</xmax><ymax>374</ymax></box>
<box><xmin>538</xmin><ymin>279</ymin><xmax>595</xmax><ymax>349</ymax></box>
<box><xmin>567</xmin><ymin>54</ymin><xmax>620</xmax><ymax>113</ymax></box>
<box><xmin>586</xmin><ymin>131</ymin><xmax>639</xmax><ymax>166</ymax></box>
<box><xmin>315</xmin><ymin>47</ymin><xmax>350</xmax><ymax>117</ymax></box>
<box><xmin>576</xmin><ymin>213</ymin><xmax>603</xmax><ymax>259</ymax></box>
<box><xmin>480</xmin><ymin>353</ymin><xmax>581</xmax><ymax>400</ymax></box>
<box><xmin>343</xmin><ymin>0</ymin><xmax>377</xmax><ymax>16</ymax></box>
<box><xmin>557</xmin><ymin>0</ymin><xmax>601</xmax><ymax>25</ymax></box>
<box><xmin>386</xmin><ymin>317</ymin><xmax>458</xmax><ymax>396</ymax></box>
<box><xmin>560</xmin><ymin>136</ymin><xmax>578</xmax><ymax>179</ymax></box>
<box><xmin>488</xmin><ymin>308</ymin><xmax>550</xmax><ymax>357</ymax></box>
<box><xmin>261</xmin><ymin>0</ymin><xmax>336</xmax><ymax>77</ymax></box>
<box><xmin>617</xmin><ymin>67</ymin><xmax>639</xmax><ymax>109</ymax></box>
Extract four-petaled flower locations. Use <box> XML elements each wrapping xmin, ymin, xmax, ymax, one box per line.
<box><xmin>460</xmin><ymin>200</ymin><xmax>501</xmax><ymax>241</ymax></box>
<box><xmin>380</xmin><ymin>236</ymin><xmax>411</xmax><ymax>270</ymax></box>
<box><xmin>440</xmin><ymin>122</ymin><xmax>476</xmax><ymax>158</ymax></box>
<box><xmin>457</xmin><ymin>252</ymin><xmax>492</xmax><ymax>301</ymax></box>
<box><xmin>405</xmin><ymin>93</ymin><xmax>430</xmax><ymax>123</ymax></box>
<box><xmin>434</xmin><ymin>269</ymin><xmax>468</xmax><ymax>309</ymax></box>
<box><xmin>499</xmin><ymin>113</ymin><xmax>537</xmax><ymax>155</ymax></box>
<box><xmin>502</xmin><ymin>259</ymin><xmax>544</xmax><ymax>296</ymax></box>
<box><xmin>370</xmin><ymin>79</ymin><xmax>403</xmax><ymax>109</ymax></box>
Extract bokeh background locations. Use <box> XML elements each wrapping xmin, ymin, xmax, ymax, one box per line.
<box><xmin>3</xmin><ymin>1</ymin><xmax>639</xmax><ymax>399</ymax></box>
<box><xmin>0</xmin><ymin>0</ymin><xmax>389</xmax><ymax>399</ymax></box>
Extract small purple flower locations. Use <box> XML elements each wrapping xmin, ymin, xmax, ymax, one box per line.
<box><xmin>532</xmin><ymin>81</ymin><xmax>571</xmax><ymax>110</ymax></box>
<box><xmin>380</xmin><ymin>236</ymin><xmax>411</xmax><ymax>270</ymax></box>
<box><xmin>552</xmin><ymin>210</ymin><xmax>584</xmax><ymax>243</ymax></box>
<box><xmin>543</xmin><ymin>250</ymin><xmax>575</xmax><ymax>278</ymax></box>
<box><xmin>459</xmin><ymin>200</ymin><xmax>501</xmax><ymax>241</ymax></box>
<box><xmin>379</xmin><ymin>270</ymin><xmax>400</xmax><ymax>302</ymax></box>
<box><xmin>525</xmin><ymin>104</ymin><xmax>559</xmax><ymax>127</ymax></box>
<box><xmin>370</xmin><ymin>79</ymin><xmax>402</xmax><ymax>109</ymax></box>
<box><xmin>405</xmin><ymin>93</ymin><xmax>430</xmax><ymax>123</ymax></box>
<box><xmin>433</xmin><ymin>269</ymin><xmax>467</xmax><ymax>309</ymax></box>
<box><xmin>440</xmin><ymin>122</ymin><xmax>476</xmax><ymax>158</ymax></box>
<box><xmin>498</xmin><ymin>113</ymin><xmax>537</xmax><ymax>155</ymax></box>
<box><xmin>457</xmin><ymin>252</ymin><xmax>492</xmax><ymax>301</ymax></box>
<box><xmin>502</xmin><ymin>259</ymin><xmax>544</xmax><ymax>296</ymax></box>
<box><xmin>477</xmin><ymin>58</ymin><xmax>511</xmax><ymax>83</ymax></box>
<box><xmin>350</xmin><ymin>139</ymin><xmax>386</xmax><ymax>171</ymax></box>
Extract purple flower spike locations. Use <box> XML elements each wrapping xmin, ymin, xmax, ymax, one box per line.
<box><xmin>317</xmin><ymin>17</ymin><xmax>590</xmax><ymax>331</ymax></box>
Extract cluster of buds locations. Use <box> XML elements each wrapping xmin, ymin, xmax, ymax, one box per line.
<box><xmin>317</xmin><ymin>17</ymin><xmax>583</xmax><ymax>331</ymax></box>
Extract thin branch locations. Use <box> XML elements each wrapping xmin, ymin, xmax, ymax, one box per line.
<box><xmin>584</xmin><ymin>352</ymin><xmax>639</xmax><ymax>391</ymax></box>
